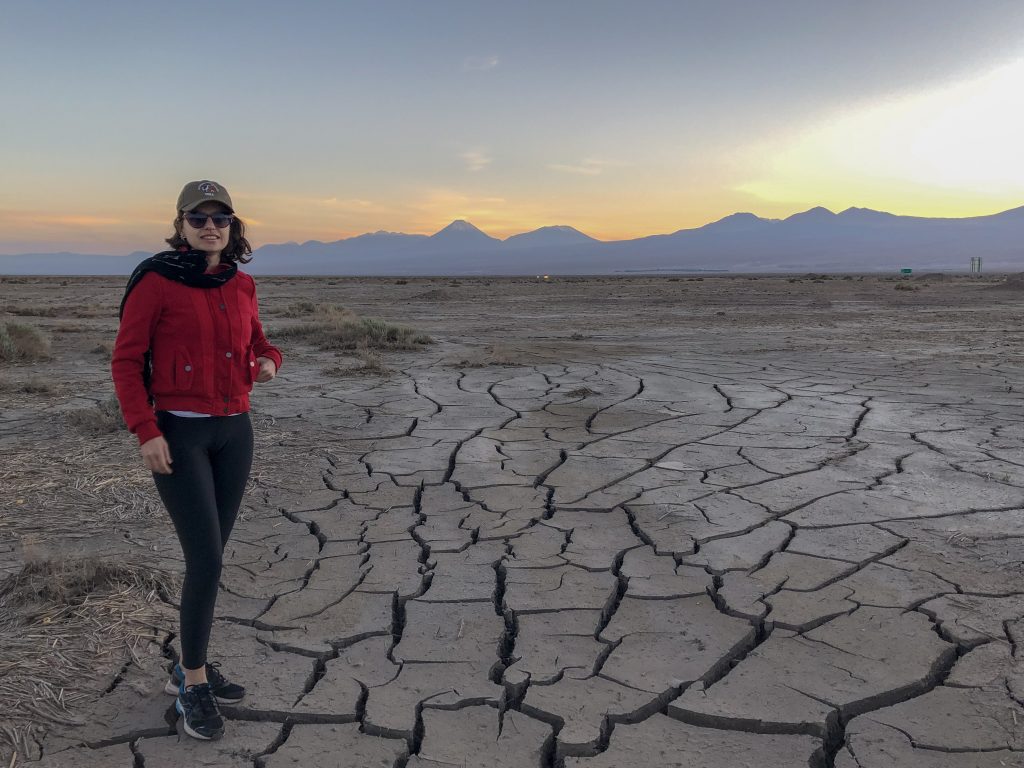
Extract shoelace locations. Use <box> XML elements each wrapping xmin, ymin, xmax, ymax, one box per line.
<box><xmin>205</xmin><ymin>662</ymin><xmax>226</xmax><ymax>687</ymax></box>
<box><xmin>184</xmin><ymin>683</ymin><xmax>219</xmax><ymax>719</ymax></box>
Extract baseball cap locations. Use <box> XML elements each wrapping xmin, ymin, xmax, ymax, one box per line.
<box><xmin>177</xmin><ymin>180</ymin><xmax>234</xmax><ymax>213</ymax></box>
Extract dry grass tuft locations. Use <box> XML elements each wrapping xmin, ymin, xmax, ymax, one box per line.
<box><xmin>50</xmin><ymin>323</ymin><xmax>93</xmax><ymax>334</ymax></box>
<box><xmin>0</xmin><ymin>322</ymin><xmax>51</xmax><ymax>362</ymax></box>
<box><xmin>278</xmin><ymin>299</ymin><xmax>320</xmax><ymax>317</ymax></box>
<box><xmin>0</xmin><ymin>375</ymin><xmax>59</xmax><ymax>395</ymax></box>
<box><xmin>3</xmin><ymin>305</ymin><xmax>59</xmax><ymax>317</ymax></box>
<box><xmin>323</xmin><ymin>348</ymin><xmax>392</xmax><ymax>377</ymax></box>
<box><xmin>0</xmin><ymin>558</ymin><xmax>176</xmax><ymax>760</ymax></box>
<box><xmin>564</xmin><ymin>386</ymin><xmax>600</xmax><ymax>398</ymax></box>
<box><xmin>65</xmin><ymin>395</ymin><xmax>125</xmax><ymax>434</ymax></box>
<box><xmin>90</xmin><ymin>341</ymin><xmax>114</xmax><ymax>359</ymax></box>
<box><xmin>277</xmin><ymin>303</ymin><xmax>432</xmax><ymax>351</ymax></box>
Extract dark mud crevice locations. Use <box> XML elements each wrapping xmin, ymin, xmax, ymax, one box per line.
<box><xmin>101</xmin><ymin>658</ymin><xmax>133</xmax><ymax>695</ymax></box>
<box><xmin>292</xmin><ymin>653</ymin><xmax>334</xmax><ymax>707</ymax></box>
<box><xmin>251</xmin><ymin>722</ymin><xmax>292</xmax><ymax>768</ymax></box>
<box><xmin>818</xmin><ymin>633</ymin><xmax>960</xmax><ymax>766</ymax></box>
<box><xmin>584</xmin><ymin>375</ymin><xmax>644</xmax><ymax>434</ymax></box>
<box><xmin>593</xmin><ymin>546</ymin><xmax>630</xmax><ymax>641</ymax></box>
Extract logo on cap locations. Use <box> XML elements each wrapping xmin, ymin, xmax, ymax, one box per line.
<box><xmin>198</xmin><ymin>181</ymin><xmax>219</xmax><ymax>196</ymax></box>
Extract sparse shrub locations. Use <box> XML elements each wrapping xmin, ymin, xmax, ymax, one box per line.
<box><xmin>0</xmin><ymin>375</ymin><xmax>58</xmax><ymax>395</ymax></box>
<box><xmin>395</xmin><ymin>279</ymin><xmax>408</xmax><ymax>285</ymax></box>
<box><xmin>411</xmin><ymin>289</ymin><xmax>452</xmax><ymax>301</ymax></box>
<box><xmin>90</xmin><ymin>341</ymin><xmax>113</xmax><ymax>359</ymax></box>
<box><xmin>564</xmin><ymin>386</ymin><xmax>599</xmax><ymax>398</ymax></box>
<box><xmin>23</xmin><ymin>376</ymin><xmax>58</xmax><ymax>394</ymax></box>
<box><xmin>570</xmin><ymin>332</ymin><xmax>586</xmax><ymax>340</ymax></box>
<box><xmin>68</xmin><ymin>304</ymin><xmax>114</xmax><ymax>318</ymax></box>
<box><xmin>894</xmin><ymin>283</ymin><xmax>918</xmax><ymax>292</ymax></box>
<box><xmin>51</xmin><ymin>323</ymin><xmax>91</xmax><ymax>334</ymax></box>
<box><xmin>277</xmin><ymin>304</ymin><xmax>432</xmax><ymax>351</ymax></box>
<box><xmin>322</xmin><ymin>348</ymin><xmax>391</xmax><ymax>377</ymax></box>
<box><xmin>354</xmin><ymin>349</ymin><xmax>390</xmax><ymax>374</ymax></box>
<box><xmin>66</xmin><ymin>395</ymin><xmax>125</xmax><ymax>434</ymax></box>
<box><xmin>278</xmin><ymin>300</ymin><xmax>319</xmax><ymax>317</ymax></box>
<box><xmin>0</xmin><ymin>322</ymin><xmax>51</xmax><ymax>362</ymax></box>
<box><xmin>4</xmin><ymin>305</ymin><xmax>59</xmax><ymax>317</ymax></box>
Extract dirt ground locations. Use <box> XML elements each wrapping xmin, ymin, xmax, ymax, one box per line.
<box><xmin>3</xmin><ymin>272</ymin><xmax>1024</xmax><ymax>767</ymax></box>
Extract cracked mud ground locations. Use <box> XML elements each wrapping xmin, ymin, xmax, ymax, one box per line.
<box><xmin>5</xmin><ymin>274</ymin><xmax>1024</xmax><ymax>767</ymax></box>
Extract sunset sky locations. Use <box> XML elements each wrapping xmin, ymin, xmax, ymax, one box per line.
<box><xmin>2</xmin><ymin>1</ymin><xmax>1023</xmax><ymax>255</ymax></box>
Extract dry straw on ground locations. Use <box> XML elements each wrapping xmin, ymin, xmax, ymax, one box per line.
<box><xmin>0</xmin><ymin>322</ymin><xmax>51</xmax><ymax>362</ymax></box>
<box><xmin>2</xmin><ymin>441</ymin><xmax>164</xmax><ymax>540</ymax></box>
<box><xmin>275</xmin><ymin>302</ymin><xmax>432</xmax><ymax>351</ymax></box>
<box><xmin>1</xmin><ymin>431</ymin><xmax>173</xmax><ymax>762</ymax></box>
<box><xmin>0</xmin><ymin>558</ymin><xmax>176</xmax><ymax>762</ymax></box>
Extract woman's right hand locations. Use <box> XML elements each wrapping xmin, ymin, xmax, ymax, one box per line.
<box><xmin>141</xmin><ymin>436</ymin><xmax>173</xmax><ymax>474</ymax></box>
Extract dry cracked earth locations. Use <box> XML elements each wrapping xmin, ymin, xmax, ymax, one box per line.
<box><xmin>5</xmin><ymin>273</ymin><xmax>1024</xmax><ymax>767</ymax></box>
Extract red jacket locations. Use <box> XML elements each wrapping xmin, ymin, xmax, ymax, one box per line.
<box><xmin>111</xmin><ymin>268</ymin><xmax>282</xmax><ymax>445</ymax></box>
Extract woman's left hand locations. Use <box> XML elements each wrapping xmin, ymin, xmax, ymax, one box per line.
<box><xmin>255</xmin><ymin>356</ymin><xmax>277</xmax><ymax>383</ymax></box>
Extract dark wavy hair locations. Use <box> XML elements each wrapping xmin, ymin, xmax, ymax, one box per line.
<box><xmin>165</xmin><ymin>212</ymin><xmax>253</xmax><ymax>264</ymax></box>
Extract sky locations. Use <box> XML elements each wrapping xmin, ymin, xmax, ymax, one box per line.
<box><xmin>1</xmin><ymin>0</ymin><xmax>1023</xmax><ymax>255</ymax></box>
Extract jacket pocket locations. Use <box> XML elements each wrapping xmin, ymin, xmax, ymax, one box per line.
<box><xmin>173</xmin><ymin>349</ymin><xmax>195</xmax><ymax>390</ymax></box>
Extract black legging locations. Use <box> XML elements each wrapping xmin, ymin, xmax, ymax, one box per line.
<box><xmin>153</xmin><ymin>411</ymin><xmax>253</xmax><ymax>669</ymax></box>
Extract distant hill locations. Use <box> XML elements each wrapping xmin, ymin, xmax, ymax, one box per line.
<box><xmin>1</xmin><ymin>206</ymin><xmax>1021</xmax><ymax>275</ymax></box>
<box><xmin>504</xmin><ymin>225</ymin><xmax>598</xmax><ymax>249</ymax></box>
<box><xmin>428</xmin><ymin>219</ymin><xmax>500</xmax><ymax>251</ymax></box>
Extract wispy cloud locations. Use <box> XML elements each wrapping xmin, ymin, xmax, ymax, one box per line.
<box><xmin>316</xmin><ymin>197</ymin><xmax>378</xmax><ymax>210</ymax></box>
<box><xmin>463</xmin><ymin>55</ymin><xmax>499</xmax><ymax>72</ymax></box>
<box><xmin>0</xmin><ymin>211</ymin><xmax>125</xmax><ymax>230</ymax></box>
<box><xmin>548</xmin><ymin>158</ymin><xmax>615</xmax><ymax>176</ymax></box>
<box><xmin>461</xmin><ymin>149</ymin><xmax>492</xmax><ymax>172</ymax></box>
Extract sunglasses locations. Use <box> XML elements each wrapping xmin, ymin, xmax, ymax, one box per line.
<box><xmin>183</xmin><ymin>212</ymin><xmax>234</xmax><ymax>229</ymax></box>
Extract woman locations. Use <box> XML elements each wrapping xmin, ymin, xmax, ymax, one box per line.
<box><xmin>111</xmin><ymin>180</ymin><xmax>282</xmax><ymax>741</ymax></box>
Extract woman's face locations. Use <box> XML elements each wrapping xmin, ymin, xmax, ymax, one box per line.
<box><xmin>181</xmin><ymin>202</ymin><xmax>233</xmax><ymax>259</ymax></box>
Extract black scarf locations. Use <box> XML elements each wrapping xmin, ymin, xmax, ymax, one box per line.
<box><xmin>118</xmin><ymin>250</ymin><xmax>239</xmax><ymax>398</ymax></box>
<box><xmin>119</xmin><ymin>249</ymin><xmax>238</xmax><ymax>319</ymax></box>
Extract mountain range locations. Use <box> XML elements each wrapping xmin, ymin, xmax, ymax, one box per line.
<box><xmin>1</xmin><ymin>206</ymin><xmax>1022</xmax><ymax>276</ymax></box>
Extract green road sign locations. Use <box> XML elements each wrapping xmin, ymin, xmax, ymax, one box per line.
<box><xmin>900</xmin><ymin>268</ymin><xmax>913</xmax><ymax>274</ymax></box>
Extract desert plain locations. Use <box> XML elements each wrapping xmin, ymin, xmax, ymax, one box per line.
<box><xmin>3</xmin><ymin>271</ymin><xmax>1024</xmax><ymax>767</ymax></box>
